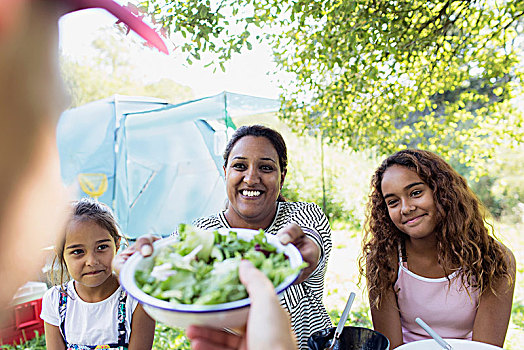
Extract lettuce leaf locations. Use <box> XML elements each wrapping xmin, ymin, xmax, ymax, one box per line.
<box><xmin>134</xmin><ymin>225</ymin><xmax>307</xmax><ymax>305</ymax></box>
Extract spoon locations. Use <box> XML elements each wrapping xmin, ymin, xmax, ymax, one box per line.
<box><xmin>326</xmin><ymin>292</ymin><xmax>356</xmax><ymax>350</ymax></box>
<box><xmin>415</xmin><ymin>317</ymin><xmax>453</xmax><ymax>350</ymax></box>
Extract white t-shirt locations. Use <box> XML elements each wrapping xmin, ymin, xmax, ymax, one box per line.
<box><xmin>40</xmin><ymin>280</ymin><xmax>138</xmax><ymax>346</ymax></box>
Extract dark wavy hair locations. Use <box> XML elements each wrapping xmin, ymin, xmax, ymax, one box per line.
<box><xmin>223</xmin><ymin>125</ymin><xmax>288</xmax><ymax>201</ymax></box>
<box><xmin>51</xmin><ymin>198</ymin><xmax>125</xmax><ymax>290</ymax></box>
<box><xmin>359</xmin><ymin>149</ymin><xmax>512</xmax><ymax>308</ymax></box>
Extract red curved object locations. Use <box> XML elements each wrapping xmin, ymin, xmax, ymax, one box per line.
<box><xmin>60</xmin><ymin>0</ymin><xmax>168</xmax><ymax>54</ymax></box>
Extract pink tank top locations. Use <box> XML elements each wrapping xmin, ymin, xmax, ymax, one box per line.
<box><xmin>394</xmin><ymin>250</ymin><xmax>479</xmax><ymax>343</ymax></box>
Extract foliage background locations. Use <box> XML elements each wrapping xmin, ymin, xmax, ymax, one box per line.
<box><xmin>60</xmin><ymin>28</ymin><xmax>194</xmax><ymax>108</ymax></box>
<box><xmin>137</xmin><ymin>0</ymin><xmax>524</xmax><ymax>174</ymax></box>
<box><xmin>6</xmin><ymin>113</ymin><xmax>522</xmax><ymax>349</ymax></box>
<box><xmin>9</xmin><ymin>1</ymin><xmax>522</xmax><ymax>348</ymax></box>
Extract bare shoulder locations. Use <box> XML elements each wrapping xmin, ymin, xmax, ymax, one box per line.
<box><xmin>496</xmin><ymin>240</ymin><xmax>516</xmax><ymax>271</ymax></box>
<box><xmin>489</xmin><ymin>240</ymin><xmax>516</xmax><ymax>295</ymax></box>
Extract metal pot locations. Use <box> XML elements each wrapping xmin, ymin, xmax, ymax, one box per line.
<box><xmin>308</xmin><ymin>326</ymin><xmax>390</xmax><ymax>350</ymax></box>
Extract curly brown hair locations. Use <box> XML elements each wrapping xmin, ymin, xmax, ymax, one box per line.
<box><xmin>359</xmin><ymin>149</ymin><xmax>512</xmax><ymax>309</ymax></box>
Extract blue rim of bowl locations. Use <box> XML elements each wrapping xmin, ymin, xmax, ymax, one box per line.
<box><xmin>120</xmin><ymin>230</ymin><xmax>303</xmax><ymax>314</ymax></box>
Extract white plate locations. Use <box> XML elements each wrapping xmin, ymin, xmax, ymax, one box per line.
<box><xmin>396</xmin><ymin>339</ymin><xmax>503</xmax><ymax>350</ymax></box>
<box><xmin>120</xmin><ymin>228</ymin><xmax>303</xmax><ymax>328</ymax></box>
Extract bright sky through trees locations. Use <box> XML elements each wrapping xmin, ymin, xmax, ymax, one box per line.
<box><xmin>58</xmin><ymin>8</ymin><xmax>283</xmax><ymax>99</ymax></box>
<box><xmin>58</xmin><ymin>0</ymin><xmax>524</xmax><ymax>175</ymax></box>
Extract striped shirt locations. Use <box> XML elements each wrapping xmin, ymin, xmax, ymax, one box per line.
<box><xmin>192</xmin><ymin>201</ymin><xmax>333</xmax><ymax>349</ymax></box>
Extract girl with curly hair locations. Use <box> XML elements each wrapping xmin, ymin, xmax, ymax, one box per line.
<box><xmin>360</xmin><ymin>149</ymin><xmax>515</xmax><ymax>349</ymax></box>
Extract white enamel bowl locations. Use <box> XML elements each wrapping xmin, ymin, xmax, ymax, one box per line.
<box><xmin>396</xmin><ymin>339</ymin><xmax>503</xmax><ymax>350</ymax></box>
<box><xmin>120</xmin><ymin>228</ymin><xmax>303</xmax><ymax>329</ymax></box>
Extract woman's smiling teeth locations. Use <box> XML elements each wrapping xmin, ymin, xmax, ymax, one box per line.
<box><xmin>241</xmin><ymin>190</ymin><xmax>261</xmax><ymax>197</ymax></box>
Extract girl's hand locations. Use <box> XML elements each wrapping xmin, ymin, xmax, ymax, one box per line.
<box><xmin>112</xmin><ymin>234</ymin><xmax>160</xmax><ymax>275</ymax></box>
<box><xmin>277</xmin><ymin>223</ymin><xmax>320</xmax><ymax>284</ymax></box>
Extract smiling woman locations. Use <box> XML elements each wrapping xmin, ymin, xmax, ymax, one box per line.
<box><xmin>193</xmin><ymin>125</ymin><xmax>333</xmax><ymax>349</ymax></box>
<box><xmin>360</xmin><ymin>149</ymin><xmax>516</xmax><ymax>349</ymax></box>
<box><xmin>114</xmin><ymin>125</ymin><xmax>333</xmax><ymax>350</ymax></box>
<box><xmin>222</xmin><ymin>130</ymin><xmax>286</xmax><ymax>230</ymax></box>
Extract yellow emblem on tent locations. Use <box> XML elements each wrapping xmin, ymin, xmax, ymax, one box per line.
<box><xmin>78</xmin><ymin>173</ymin><xmax>108</xmax><ymax>199</ymax></box>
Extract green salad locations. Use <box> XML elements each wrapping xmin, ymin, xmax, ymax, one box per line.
<box><xmin>135</xmin><ymin>224</ymin><xmax>307</xmax><ymax>305</ymax></box>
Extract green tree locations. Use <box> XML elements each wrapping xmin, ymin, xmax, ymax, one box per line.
<box><xmin>137</xmin><ymin>0</ymin><xmax>524</xmax><ymax>169</ymax></box>
<box><xmin>60</xmin><ymin>27</ymin><xmax>193</xmax><ymax>108</ymax></box>
<box><xmin>143</xmin><ymin>78</ymin><xmax>195</xmax><ymax>103</ymax></box>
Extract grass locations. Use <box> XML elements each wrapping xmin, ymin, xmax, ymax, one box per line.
<box><xmin>152</xmin><ymin>324</ymin><xmax>191</xmax><ymax>349</ymax></box>
<box><xmin>0</xmin><ymin>331</ymin><xmax>46</xmax><ymax>350</ymax></box>
<box><xmin>498</xmin><ymin>222</ymin><xmax>524</xmax><ymax>349</ymax></box>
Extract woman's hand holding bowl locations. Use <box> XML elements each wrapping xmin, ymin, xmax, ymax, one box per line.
<box><xmin>112</xmin><ymin>234</ymin><xmax>160</xmax><ymax>275</ymax></box>
<box><xmin>277</xmin><ymin>223</ymin><xmax>320</xmax><ymax>284</ymax></box>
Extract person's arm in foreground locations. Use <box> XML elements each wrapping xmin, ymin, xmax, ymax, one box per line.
<box><xmin>472</xmin><ymin>246</ymin><xmax>516</xmax><ymax>347</ymax></box>
<box><xmin>128</xmin><ymin>304</ymin><xmax>156</xmax><ymax>350</ymax></box>
<box><xmin>186</xmin><ymin>260</ymin><xmax>298</xmax><ymax>350</ymax></box>
<box><xmin>44</xmin><ymin>322</ymin><xmax>66</xmax><ymax>350</ymax></box>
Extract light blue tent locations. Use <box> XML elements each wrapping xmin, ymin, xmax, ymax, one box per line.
<box><xmin>57</xmin><ymin>92</ymin><xmax>280</xmax><ymax>238</ymax></box>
